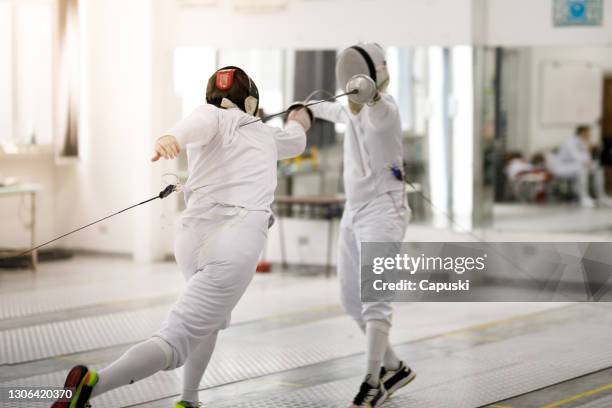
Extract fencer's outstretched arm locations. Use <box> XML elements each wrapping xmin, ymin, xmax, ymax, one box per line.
<box><xmin>152</xmin><ymin>105</ymin><xmax>220</xmax><ymax>161</ymax></box>
<box><xmin>271</xmin><ymin>107</ymin><xmax>310</xmax><ymax>160</ymax></box>
<box><xmin>273</xmin><ymin>121</ymin><xmax>307</xmax><ymax>160</ymax></box>
<box><xmin>364</xmin><ymin>94</ymin><xmax>400</xmax><ymax>132</ymax></box>
<box><xmin>309</xmin><ymin>101</ymin><xmax>348</xmax><ymax>125</ymax></box>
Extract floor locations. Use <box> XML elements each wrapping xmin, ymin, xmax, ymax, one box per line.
<box><xmin>493</xmin><ymin>204</ymin><xmax>612</xmax><ymax>236</ymax></box>
<box><xmin>0</xmin><ymin>256</ymin><xmax>611</xmax><ymax>408</ymax></box>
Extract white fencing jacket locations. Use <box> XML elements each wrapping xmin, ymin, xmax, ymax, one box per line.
<box><xmin>310</xmin><ymin>94</ymin><xmax>404</xmax><ymax>209</ymax></box>
<box><xmin>557</xmin><ymin>135</ymin><xmax>592</xmax><ymax>167</ymax></box>
<box><xmin>166</xmin><ymin>104</ymin><xmax>306</xmax><ymax>216</ymax></box>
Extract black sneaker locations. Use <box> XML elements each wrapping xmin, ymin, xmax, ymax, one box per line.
<box><xmin>350</xmin><ymin>379</ymin><xmax>388</xmax><ymax>407</ymax></box>
<box><xmin>380</xmin><ymin>361</ymin><xmax>416</xmax><ymax>396</ymax></box>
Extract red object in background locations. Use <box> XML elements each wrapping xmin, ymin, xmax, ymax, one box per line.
<box><xmin>256</xmin><ymin>261</ymin><xmax>272</xmax><ymax>273</ymax></box>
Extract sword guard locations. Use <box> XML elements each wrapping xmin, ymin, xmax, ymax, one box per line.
<box><xmin>159</xmin><ymin>184</ymin><xmax>177</xmax><ymax>199</ymax></box>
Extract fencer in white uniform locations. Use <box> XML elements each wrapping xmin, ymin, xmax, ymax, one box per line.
<box><xmin>549</xmin><ymin>125</ymin><xmax>612</xmax><ymax>208</ymax></box>
<box><xmin>310</xmin><ymin>43</ymin><xmax>415</xmax><ymax>408</ymax></box>
<box><xmin>51</xmin><ymin>67</ymin><xmax>310</xmax><ymax>408</ymax></box>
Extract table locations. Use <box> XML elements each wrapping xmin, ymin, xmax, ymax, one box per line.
<box><xmin>273</xmin><ymin>195</ymin><xmax>345</xmax><ymax>277</ymax></box>
<box><xmin>0</xmin><ymin>183</ymin><xmax>41</xmax><ymax>271</ymax></box>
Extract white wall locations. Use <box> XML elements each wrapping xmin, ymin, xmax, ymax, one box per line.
<box><xmin>5</xmin><ymin>0</ymin><xmax>612</xmax><ymax>260</ymax></box>
<box><xmin>0</xmin><ymin>154</ymin><xmax>55</xmax><ymax>249</ymax></box>
<box><xmin>53</xmin><ymin>0</ymin><xmax>174</xmax><ymax>257</ymax></box>
<box><xmin>177</xmin><ymin>0</ymin><xmax>476</xmax><ymax>48</ymax></box>
<box><xmin>0</xmin><ymin>1</ymin><xmax>13</xmax><ymax>143</ymax></box>
<box><xmin>488</xmin><ymin>0</ymin><xmax>612</xmax><ymax>46</ymax></box>
<box><xmin>178</xmin><ymin>0</ymin><xmax>612</xmax><ymax>49</ymax></box>
<box><xmin>508</xmin><ymin>46</ymin><xmax>612</xmax><ymax>155</ymax></box>
<box><xmin>0</xmin><ymin>0</ymin><xmax>176</xmax><ymax>259</ymax></box>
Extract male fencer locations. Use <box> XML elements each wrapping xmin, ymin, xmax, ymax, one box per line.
<box><xmin>550</xmin><ymin>125</ymin><xmax>612</xmax><ymax>208</ymax></box>
<box><xmin>310</xmin><ymin>43</ymin><xmax>415</xmax><ymax>408</ymax></box>
<box><xmin>51</xmin><ymin>66</ymin><xmax>311</xmax><ymax>408</ymax></box>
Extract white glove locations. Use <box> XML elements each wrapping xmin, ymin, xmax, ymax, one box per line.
<box><xmin>152</xmin><ymin>135</ymin><xmax>180</xmax><ymax>162</ymax></box>
<box><xmin>288</xmin><ymin>107</ymin><xmax>312</xmax><ymax>132</ymax></box>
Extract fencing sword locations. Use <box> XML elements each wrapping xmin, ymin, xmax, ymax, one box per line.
<box><xmin>240</xmin><ymin>89</ymin><xmax>358</xmax><ymax>127</ymax></box>
<box><xmin>240</xmin><ymin>74</ymin><xmax>375</xmax><ymax>127</ymax></box>
<box><xmin>0</xmin><ymin>88</ymin><xmax>363</xmax><ymax>261</ymax></box>
<box><xmin>0</xmin><ymin>74</ymin><xmax>579</xmax><ymax>303</ymax></box>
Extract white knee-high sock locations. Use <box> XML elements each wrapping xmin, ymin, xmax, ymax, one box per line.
<box><xmin>358</xmin><ymin>321</ymin><xmax>401</xmax><ymax>373</ymax></box>
<box><xmin>365</xmin><ymin>320</ymin><xmax>390</xmax><ymax>386</ymax></box>
<box><xmin>92</xmin><ymin>337</ymin><xmax>173</xmax><ymax>397</ymax></box>
<box><xmin>383</xmin><ymin>340</ymin><xmax>401</xmax><ymax>370</ymax></box>
<box><xmin>181</xmin><ymin>331</ymin><xmax>218</xmax><ymax>404</ymax></box>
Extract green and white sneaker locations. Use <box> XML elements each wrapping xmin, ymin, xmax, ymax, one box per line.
<box><xmin>51</xmin><ymin>365</ymin><xmax>99</xmax><ymax>408</ymax></box>
<box><xmin>173</xmin><ymin>401</ymin><xmax>202</xmax><ymax>408</ymax></box>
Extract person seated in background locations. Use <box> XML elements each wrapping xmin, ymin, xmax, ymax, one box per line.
<box><xmin>531</xmin><ymin>153</ymin><xmax>547</xmax><ymax>170</ymax></box>
<box><xmin>548</xmin><ymin>125</ymin><xmax>612</xmax><ymax>208</ymax></box>
<box><xmin>504</xmin><ymin>151</ymin><xmax>551</xmax><ymax>202</ymax></box>
<box><xmin>505</xmin><ymin>152</ymin><xmax>534</xmax><ymax>181</ymax></box>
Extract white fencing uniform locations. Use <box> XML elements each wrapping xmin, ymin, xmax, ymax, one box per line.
<box><xmin>550</xmin><ymin>134</ymin><xmax>609</xmax><ymax>205</ymax></box>
<box><xmin>156</xmin><ymin>104</ymin><xmax>306</xmax><ymax>367</ymax></box>
<box><xmin>551</xmin><ymin>135</ymin><xmax>591</xmax><ymax>179</ymax></box>
<box><xmin>311</xmin><ymin>94</ymin><xmax>407</xmax><ymax>327</ymax></box>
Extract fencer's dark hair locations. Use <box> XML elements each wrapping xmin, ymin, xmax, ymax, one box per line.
<box><xmin>206</xmin><ymin>66</ymin><xmax>259</xmax><ymax>113</ymax></box>
<box><xmin>576</xmin><ymin>125</ymin><xmax>590</xmax><ymax>135</ymax></box>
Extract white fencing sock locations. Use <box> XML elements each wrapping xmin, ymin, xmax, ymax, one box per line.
<box><xmin>92</xmin><ymin>337</ymin><xmax>173</xmax><ymax>397</ymax></box>
<box><xmin>181</xmin><ymin>331</ymin><xmax>218</xmax><ymax>404</ymax></box>
<box><xmin>365</xmin><ymin>320</ymin><xmax>391</xmax><ymax>386</ymax></box>
<box><xmin>383</xmin><ymin>340</ymin><xmax>401</xmax><ymax>370</ymax></box>
<box><xmin>358</xmin><ymin>322</ymin><xmax>400</xmax><ymax>372</ymax></box>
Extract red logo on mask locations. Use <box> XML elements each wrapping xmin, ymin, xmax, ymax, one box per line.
<box><xmin>216</xmin><ymin>69</ymin><xmax>235</xmax><ymax>91</ymax></box>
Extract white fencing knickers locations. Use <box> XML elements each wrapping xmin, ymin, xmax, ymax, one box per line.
<box><xmin>338</xmin><ymin>192</ymin><xmax>408</xmax><ymax>327</ymax></box>
<box><xmin>155</xmin><ymin>204</ymin><xmax>269</xmax><ymax>368</ymax></box>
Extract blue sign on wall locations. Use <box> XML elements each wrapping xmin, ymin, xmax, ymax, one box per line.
<box><xmin>554</xmin><ymin>0</ymin><xmax>603</xmax><ymax>26</ymax></box>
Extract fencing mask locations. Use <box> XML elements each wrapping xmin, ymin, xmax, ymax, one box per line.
<box><xmin>206</xmin><ymin>66</ymin><xmax>259</xmax><ymax>116</ymax></box>
<box><xmin>336</xmin><ymin>43</ymin><xmax>389</xmax><ymax>95</ymax></box>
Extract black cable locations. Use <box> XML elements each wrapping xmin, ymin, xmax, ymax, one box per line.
<box><xmin>1</xmin><ymin>91</ymin><xmax>362</xmax><ymax>261</ymax></box>
<box><xmin>0</xmin><ymin>185</ymin><xmax>177</xmax><ymax>261</ymax></box>
<box><xmin>403</xmin><ymin>179</ymin><xmax>486</xmax><ymax>243</ymax></box>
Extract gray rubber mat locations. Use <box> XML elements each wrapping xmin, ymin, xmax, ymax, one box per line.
<box><xmin>188</xmin><ymin>313</ymin><xmax>612</xmax><ymax>408</ymax></box>
<box><xmin>2</xmin><ymin>304</ymin><xmax>611</xmax><ymax>408</ymax></box>
<box><xmin>0</xmin><ymin>262</ymin><xmax>182</xmax><ymax>321</ymax></box>
<box><xmin>0</xmin><ymin>306</ymin><xmax>169</xmax><ymax>364</ymax></box>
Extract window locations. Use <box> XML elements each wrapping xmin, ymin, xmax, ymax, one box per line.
<box><xmin>0</xmin><ymin>1</ymin><xmax>53</xmax><ymax>148</ymax></box>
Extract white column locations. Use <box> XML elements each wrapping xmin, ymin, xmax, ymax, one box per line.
<box><xmin>132</xmin><ymin>0</ymin><xmax>178</xmax><ymax>263</ymax></box>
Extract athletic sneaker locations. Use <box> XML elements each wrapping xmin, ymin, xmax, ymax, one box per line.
<box><xmin>51</xmin><ymin>365</ymin><xmax>98</xmax><ymax>408</ymax></box>
<box><xmin>174</xmin><ymin>401</ymin><xmax>202</xmax><ymax>408</ymax></box>
<box><xmin>380</xmin><ymin>361</ymin><xmax>416</xmax><ymax>396</ymax></box>
<box><xmin>350</xmin><ymin>380</ymin><xmax>388</xmax><ymax>407</ymax></box>
<box><xmin>580</xmin><ymin>196</ymin><xmax>596</xmax><ymax>208</ymax></box>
